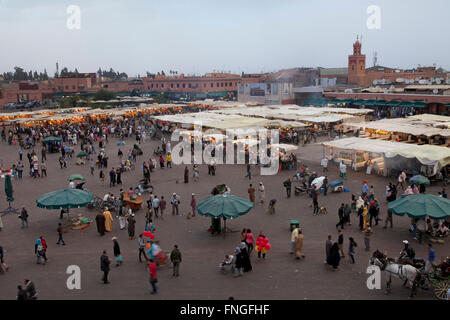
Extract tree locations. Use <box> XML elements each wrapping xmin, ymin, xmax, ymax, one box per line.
<box><xmin>60</xmin><ymin>67</ymin><xmax>69</xmax><ymax>77</ymax></box>
<box><xmin>93</xmin><ymin>89</ymin><xmax>115</xmax><ymax>101</ymax></box>
<box><xmin>13</xmin><ymin>67</ymin><xmax>28</xmax><ymax>80</ymax></box>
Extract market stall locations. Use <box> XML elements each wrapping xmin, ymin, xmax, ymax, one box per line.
<box><xmin>322</xmin><ymin>137</ymin><xmax>450</xmax><ymax>177</ymax></box>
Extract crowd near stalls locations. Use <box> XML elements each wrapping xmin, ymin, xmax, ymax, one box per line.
<box><xmin>340</xmin><ymin>114</ymin><xmax>450</xmax><ymax>146</ymax></box>
<box><xmin>322</xmin><ymin>137</ymin><xmax>450</xmax><ymax>181</ymax></box>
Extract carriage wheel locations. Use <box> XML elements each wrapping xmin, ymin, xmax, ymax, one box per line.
<box><xmin>434</xmin><ymin>280</ymin><xmax>449</xmax><ymax>300</ymax></box>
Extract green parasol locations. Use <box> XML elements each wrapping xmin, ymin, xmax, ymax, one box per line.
<box><xmin>42</xmin><ymin>136</ymin><xmax>62</xmax><ymax>143</ymax></box>
<box><xmin>37</xmin><ymin>189</ymin><xmax>93</xmax><ymax>210</ymax></box>
<box><xmin>1</xmin><ymin>175</ymin><xmax>18</xmax><ymax>216</ymax></box>
<box><xmin>76</xmin><ymin>151</ymin><xmax>88</xmax><ymax>158</ymax></box>
<box><xmin>408</xmin><ymin>175</ymin><xmax>430</xmax><ymax>185</ymax></box>
<box><xmin>197</xmin><ymin>194</ymin><xmax>254</xmax><ymax>219</ymax></box>
<box><xmin>388</xmin><ymin>193</ymin><xmax>450</xmax><ymax>219</ymax></box>
<box><xmin>5</xmin><ymin>174</ymin><xmax>14</xmax><ymax>202</ymax></box>
<box><xmin>68</xmin><ymin>174</ymin><xmax>86</xmax><ymax>182</ymax></box>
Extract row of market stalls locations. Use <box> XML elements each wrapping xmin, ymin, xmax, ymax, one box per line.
<box><xmin>322</xmin><ymin>137</ymin><xmax>450</xmax><ymax>178</ymax></box>
<box><xmin>340</xmin><ymin>114</ymin><xmax>450</xmax><ymax>146</ymax></box>
<box><xmin>153</xmin><ymin>105</ymin><xmax>374</xmax><ymax>137</ymax></box>
<box><xmin>0</xmin><ymin>104</ymin><xmax>209</xmax><ymax>127</ymax></box>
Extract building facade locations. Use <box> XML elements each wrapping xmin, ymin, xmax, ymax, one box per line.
<box><xmin>0</xmin><ymin>72</ymin><xmax>241</xmax><ymax>107</ymax></box>
<box><xmin>347</xmin><ymin>39</ymin><xmax>448</xmax><ymax>86</ymax></box>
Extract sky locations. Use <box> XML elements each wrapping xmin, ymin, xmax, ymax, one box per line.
<box><xmin>0</xmin><ymin>0</ymin><xmax>449</xmax><ymax>77</ymax></box>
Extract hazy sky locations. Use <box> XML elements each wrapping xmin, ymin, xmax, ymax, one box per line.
<box><xmin>0</xmin><ymin>0</ymin><xmax>448</xmax><ymax>77</ymax></box>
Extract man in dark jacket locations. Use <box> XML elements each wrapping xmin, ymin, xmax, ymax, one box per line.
<box><xmin>20</xmin><ymin>207</ymin><xmax>29</xmax><ymax>228</ymax></box>
<box><xmin>24</xmin><ymin>279</ymin><xmax>37</xmax><ymax>299</ymax></box>
<box><xmin>17</xmin><ymin>285</ymin><xmax>28</xmax><ymax>300</ymax></box>
<box><xmin>283</xmin><ymin>178</ymin><xmax>292</xmax><ymax>198</ymax></box>
<box><xmin>109</xmin><ymin>168</ymin><xmax>116</xmax><ymax>187</ymax></box>
<box><xmin>336</xmin><ymin>203</ymin><xmax>346</xmax><ymax>229</ymax></box>
<box><xmin>170</xmin><ymin>245</ymin><xmax>182</xmax><ymax>277</ymax></box>
<box><xmin>100</xmin><ymin>250</ymin><xmax>111</xmax><ymax>284</ymax></box>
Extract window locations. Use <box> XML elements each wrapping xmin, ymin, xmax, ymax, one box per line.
<box><xmin>72</xmin><ymin>85</ymin><xmax>76</xmax><ymax>90</ymax></box>
<box><xmin>216</xmin><ymin>82</ymin><xmax>219</xmax><ymax>87</ymax></box>
<box><xmin>65</xmin><ymin>85</ymin><xmax>69</xmax><ymax>89</ymax></box>
<box><xmin>225</xmin><ymin>82</ymin><xmax>228</xmax><ymax>87</ymax></box>
<box><xmin>229</xmin><ymin>82</ymin><xmax>232</xmax><ymax>87</ymax></box>
<box><xmin>156</xmin><ymin>84</ymin><xmax>159</xmax><ymax>88</ymax></box>
<box><xmin>171</xmin><ymin>83</ymin><xmax>174</xmax><ymax>88</ymax></box>
<box><xmin>188</xmin><ymin>83</ymin><xmax>191</xmax><ymax>88</ymax></box>
<box><xmin>177</xmin><ymin>84</ymin><xmax>179</xmax><ymax>88</ymax></box>
<box><xmin>203</xmin><ymin>83</ymin><xmax>206</xmax><ymax>88</ymax></box>
<box><xmin>161</xmin><ymin>83</ymin><xmax>164</xmax><ymax>88</ymax></box>
<box><xmin>183</xmin><ymin>83</ymin><xmax>186</xmax><ymax>88</ymax></box>
<box><xmin>210</xmin><ymin>83</ymin><xmax>213</xmax><ymax>88</ymax></box>
<box><xmin>221</xmin><ymin>82</ymin><xmax>224</xmax><ymax>87</ymax></box>
<box><xmin>151</xmin><ymin>84</ymin><xmax>154</xmax><ymax>88</ymax></box>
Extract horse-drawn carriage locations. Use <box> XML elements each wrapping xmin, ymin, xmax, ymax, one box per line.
<box><xmin>370</xmin><ymin>250</ymin><xmax>450</xmax><ymax>299</ymax></box>
<box><xmin>426</xmin><ymin>264</ymin><xmax>450</xmax><ymax>300</ymax></box>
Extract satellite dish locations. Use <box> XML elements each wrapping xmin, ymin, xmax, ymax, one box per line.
<box><xmin>432</xmin><ymin>89</ymin><xmax>439</xmax><ymax>94</ymax></box>
<box><xmin>396</xmin><ymin>78</ymin><xmax>405</xmax><ymax>83</ymax></box>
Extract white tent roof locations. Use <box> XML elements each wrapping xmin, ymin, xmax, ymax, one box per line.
<box><xmin>322</xmin><ymin>137</ymin><xmax>450</xmax><ymax>167</ymax></box>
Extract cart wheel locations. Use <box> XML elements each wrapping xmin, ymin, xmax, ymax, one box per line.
<box><xmin>337</xmin><ymin>187</ymin><xmax>343</xmax><ymax>192</ymax></box>
<box><xmin>434</xmin><ymin>280</ymin><xmax>449</xmax><ymax>300</ymax></box>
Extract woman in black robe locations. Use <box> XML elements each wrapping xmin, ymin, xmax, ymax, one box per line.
<box><xmin>234</xmin><ymin>248</ymin><xmax>244</xmax><ymax>277</ymax></box>
<box><xmin>240</xmin><ymin>243</ymin><xmax>252</xmax><ymax>272</ymax></box>
<box><xmin>327</xmin><ymin>242</ymin><xmax>341</xmax><ymax>270</ymax></box>
<box><xmin>95</xmin><ymin>213</ymin><xmax>106</xmax><ymax>236</ymax></box>
<box><xmin>184</xmin><ymin>166</ymin><xmax>189</xmax><ymax>183</ymax></box>
<box><xmin>127</xmin><ymin>214</ymin><xmax>136</xmax><ymax>239</ymax></box>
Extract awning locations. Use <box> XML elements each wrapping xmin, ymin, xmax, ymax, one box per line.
<box><xmin>361</xmin><ymin>100</ymin><xmax>376</xmax><ymax>105</ymax></box>
<box><xmin>400</xmin><ymin>101</ymin><xmax>414</xmax><ymax>107</ymax></box>
<box><xmin>374</xmin><ymin>100</ymin><xmax>387</xmax><ymax>106</ymax></box>
<box><xmin>352</xmin><ymin>99</ymin><xmax>366</xmax><ymax>105</ymax></box>
<box><xmin>413</xmin><ymin>102</ymin><xmax>426</xmax><ymax>108</ymax></box>
<box><xmin>386</xmin><ymin>100</ymin><xmax>401</xmax><ymax>107</ymax></box>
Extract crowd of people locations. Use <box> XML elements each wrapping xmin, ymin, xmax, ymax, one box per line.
<box><xmin>0</xmin><ymin>108</ymin><xmax>448</xmax><ymax>301</ymax></box>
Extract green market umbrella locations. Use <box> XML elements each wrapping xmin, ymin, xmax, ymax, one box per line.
<box><xmin>42</xmin><ymin>136</ymin><xmax>62</xmax><ymax>143</ymax></box>
<box><xmin>5</xmin><ymin>174</ymin><xmax>14</xmax><ymax>202</ymax></box>
<box><xmin>197</xmin><ymin>194</ymin><xmax>254</xmax><ymax>219</ymax></box>
<box><xmin>388</xmin><ymin>194</ymin><xmax>450</xmax><ymax>219</ymax></box>
<box><xmin>1</xmin><ymin>175</ymin><xmax>18</xmax><ymax>216</ymax></box>
<box><xmin>37</xmin><ymin>189</ymin><xmax>93</xmax><ymax>210</ymax></box>
<box><xmin>68</xmin><ymin>174</ymin><xmax>86</xmax><ymax>182</ymax></box>
<box><xmin>197</xmin><ymin>194</ymin><xmax>254</xmax><ymax>233</ymax></box>
<box><xmin>408</xmin><ymin>175</ymin><xmax>430</xmax><ymax>185</ymax></box>
<box><xmin>76</xmin><ymin>151</ymin><xmax>88</xmax><ymax>158</ymax></box>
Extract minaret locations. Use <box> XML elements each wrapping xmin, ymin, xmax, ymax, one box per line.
<box><xmin>348</xmin><ymin>37</ymin><xmax>366</xmax><ymax>85</ymax></box>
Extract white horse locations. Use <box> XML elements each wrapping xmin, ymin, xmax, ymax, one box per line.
<box><xmin>368</xmin><ymin>250</ymin><xmax>421</xmax><ymax>297</ymax></box>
